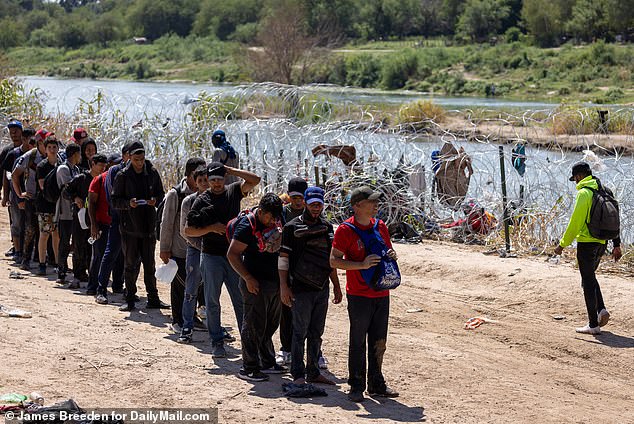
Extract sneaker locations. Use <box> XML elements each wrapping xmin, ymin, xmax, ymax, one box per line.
<box><xmin>348</xmin><ymin>390</ymin><xmax>365</xmax><ymax>403</ymax></box>
<box><xmin>86</xmin><ymin>290</ymin><xmax>97</xmax><ymax>296</ymax></box>
<box><xmin>177</xmin><ymin>328</ymin><xmax>193</xmax><ymax>344</ymax></box>
<box><xmin>598</xmin><ymin>309</ymin><xmax>610</xmax><ymax>327</ymax></box>
<box><xmin>193</xmin><ymin>317</ymin><xmax>207</xmax><ymax>331</ymax></box>
<box><xmin>276</xmin><ymin>351</ymin><xmax>291</xmax><ymax>366</ymax></box>
<box><xmin>67</xmin><ymin>281</ymin><xmax>80</xmax><ymax>289</ymax></box>
<box><xmin>318</xmin><ymin>355</ymin><xmax>329</xmax><ymax>370</ymax></box>
<box><xmin>13</xmin><ymin>253</ymin><xmax>23</xmax><ymax>264</ymax></box>
<box><xmin>575</xmin><ymin>324</ymin><xmax>601</xmax><ymax>335</ymax></box>
<box><xmin>95</xmin><ymin>294</ymin><xmax>109</xmax><ymax>305</ymax></box>
<box><xmin>197</xmin><ymin>305</ymin><xmax>207</xmax><ymax>319</ymax></box>
<box><xmin>20</xmin><ymin>261</ymin><xmax>31</xmax><ymax>271</ymax></box>
<box><xmin>169</xmin><ymin>323</ymin><xmax>182</xmax><ymax>334</ymax></box>
<box><xmin>262</xmin><ymin>364</ymin><xmax>288</xmax><ymax>374</ymax></box>
<box><xmin>119</xmin><ymin>302</ymin><xmax>136</xmax><ymax>312</ymax></box>
<box><xmin>222</xmin><ymin>327</ymin><xmax>236</xmax><ymax>342</ymax></box>
<box><xmin>56</xmin><ymin>277</ymin><xmax>66</xmax><ymax>284</ymax></box>
<box><xmin>5</xmin><ymin>247</ymin><xmax>15</xmax><ymax>257</ymax></box>
<box><xmin>368</xmin><ymin>386</ymin><xmax>400</xmax><ymax>398</ymax></box>
<box><xmin>36</xmin><ymin>264</ymin><xmax>47</xmax><ymax>275</ymax></box>
<box><xmin>238</xmin><ymin>369</ymin><xmax>269</xmax><ymax>382</ymax></box>
<box><xmin>212</xmin><ymin>343</ymin><xmax>226</xmax><ymax>358</ymax></box>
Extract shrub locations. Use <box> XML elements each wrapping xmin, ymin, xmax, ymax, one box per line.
<box><xmin>398</xmin><ymin>100</ymin><xmax>446</xmax><ymax>129</ymax></box>
<box><xmin>380</xmin><ymin>50</ymin><xmax>418</xmax><ymax>89</ymax></box>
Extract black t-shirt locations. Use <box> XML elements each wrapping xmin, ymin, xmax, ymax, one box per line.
<box><xmin>2</xmin><ymin>146</ymin><xmax>25</xmax><ymax>173</ymax></box>
<box><xmin>233</xmin><ymin>215</ymin><xmax>279</xmax><ymax>288</ymax></box>
<box><xmin>187</xmin><ymin>182</ymin><xmax>244</xmax><ymax>256</ymax></box>
<box><xmin>35</xmin><ymin>160</ymin><xmax>57</xmax><ymax>213</ymax></box>
<box><xmin>0</xmin><ymin>143</ymin><xmax>16</xmax><ymax>171</ymax></box>
<box><xmin>281</xmin><ymin>213</ymin><xmax>334</xmax><ymax>292</ymax></box>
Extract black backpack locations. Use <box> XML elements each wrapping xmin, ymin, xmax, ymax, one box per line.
<box><xmin>585</xmin><ymin>182</ymin><xmax>620</xmax><ymax>240</ymax></box>
<box><xmin>42</xmin><ymin>165</ymin><xmax>62</xmax><ymax>203</ymax></box>
<box><xmin>156</xmin><ymin>186</ymin><xmax>185</xmax><ymax>241</ymax></box>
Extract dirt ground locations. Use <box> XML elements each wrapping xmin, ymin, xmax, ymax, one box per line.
<box><xmin>1</xmin><ymin>208</ymin><xmax>634</xmax><ymax>424</ymax></box>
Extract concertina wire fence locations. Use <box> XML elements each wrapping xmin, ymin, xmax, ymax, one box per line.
<box><xmin>3</xmin><ymin>81</ymin><xmax>634</xmax><ymax>260</ymax></box>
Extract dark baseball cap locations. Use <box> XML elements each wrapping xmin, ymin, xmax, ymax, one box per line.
<box><xmin>207</xmin><ymin>161</ymin><xmax>226</xmax><ymax>179</ymax></box>
<box><xmin>107</xmin><ymin>152</ymin><xmax>122</xmax><ymax>164</ymax></box>
<box><xmin>569</xmin><ymin>162</ymin><xmax>592</xmax><ymax>181</ymax></box>
<box><xmin>288</xmin><ymin>177</ymin><xmax>308</xmax><ymax>197</ymax></box>
<box><xmin>128</xmin><ymin>141</ymin><xmax>145</xmax><ymax>155</ymax></box>
<box><xmin>350</xmin><ymin>186</ymin><xmax>381</xmax><ymax>205</ymax></box>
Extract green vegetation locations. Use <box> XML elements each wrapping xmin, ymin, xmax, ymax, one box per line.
<box><xmin>0</xmin><ymin>0</ymin><xmax>632</xmax><ymax>102</ymax></box>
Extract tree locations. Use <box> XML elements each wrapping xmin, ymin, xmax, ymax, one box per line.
<box><xmin>456</xmin><ymin>0</ymin><xmax>510</xmax><ymax>42</ymax></box>
<box><xmin>249</xmin><ymin>0</ymin><xmax>324</xmax><ymax>84</ymax></box>
<box><xmin>567</xmin><ymin>0</ymin><xmax>610</xmax><ymax>42</ymax></box>
<box><xmin>127</xmin><ymin>0</ymin><xmax>198</xmax><ymax>40</ymax></box>
<box><xmin>192</xmin><ymin>0</ymin><xmax>261</xmax><ymax>40</ymax></box>
<box><xmin>522</xmin><ymin>0</ymin><xmax>566</xmax><ymax>47</ymax></box>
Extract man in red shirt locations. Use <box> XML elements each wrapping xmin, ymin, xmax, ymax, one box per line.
<box><xmin>330</xmin><ymin>186</ymin><xmax>399</xmax><ymax>403</ymax></box>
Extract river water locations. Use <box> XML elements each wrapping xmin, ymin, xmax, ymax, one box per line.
<box><xmin>20</xmin><ymin>76</ymin><xmax>634</xmax><ymax>244</ymax></box>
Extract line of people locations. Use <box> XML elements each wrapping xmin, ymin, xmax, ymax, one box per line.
<box><xmin>2</xmin><ymin>121</ymin><xmax>401</xmax><ymax>402</ymax></box>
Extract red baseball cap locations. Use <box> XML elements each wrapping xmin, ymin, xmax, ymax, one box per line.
<box><xmin>72</xmin><ymin>127</ymin><xmax>88</xmax><ymax>143</ymax></box>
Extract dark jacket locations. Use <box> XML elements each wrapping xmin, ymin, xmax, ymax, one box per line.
<box><xmin>111</xmin><ymin>159</ymin><xmax>164</xmax><ymax>238</ymax></box>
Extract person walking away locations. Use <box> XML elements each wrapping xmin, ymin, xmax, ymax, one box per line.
<box><xmin>330</xmin><ymin>186</ymin><xmax>400</xmax><ymax>402</ymax></box>
<box><xmin>554</xmin><ymin>162</ymin><xmax>621</xmax><ymax>334</ymax></box>
<box><xmin>211</xmin><ymin>130</ymin><xmax>240</xmax><ymax>184</ymax></box>
<box><xmin>35</xmin><ymin>135</ymin><xmax>61</xmax><ymax>275</ymax></box>
<box><xmin>111</xmin><ymin>141</ymin><xmax>169</xmax><ymax>312</ymax></box>
<box><xmin>159</xmin><ymin>157</ymin><xmax>205</xmax><ymax>334</ymax></box>
<box><xmin>279</xmin><ymin>186</ymin><xmax>342</xmax><ymax>385</ymax></box>
<box><xmin>227</xmin><ymin>193</ymin><xmax>286</xmax><ymax>382</ymax></box>
<box><xmin>185</xmin><ymin>162</ymin><xmax>260</xmax><ymax>357</ymax></box>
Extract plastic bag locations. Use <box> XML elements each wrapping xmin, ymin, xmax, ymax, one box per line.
<box><xmin>78</xmin><ymin>207</ymin><xmax>89</xmax><ymax>230</ymax></box>
<box><xmin>155</xmin><ymin>259</ymin><xmax>177</xmax><ymax>284</ymax></box>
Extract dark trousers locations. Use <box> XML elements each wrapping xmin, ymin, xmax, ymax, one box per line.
<box><xmin>23</xmin><ymin>200</ymin><xmax>38</xmax><ymax>263</ymax></box>
<box><xmin>577</xmin><ymin>242</ymin><xmax>607</xmax><ymax>328</ymax></box>
<box><xmin>72</xmin><ymin>217</ymin><xmax>90</xmax><ymax>280</ymax></box>
<box><xmin>87</xmin><ymin>223</ymin><xmax>110</xmax><ymax>293</ymax></box>
<box><xmin>97</xmin><ymin>223</ymin><xmax>124</xmax><ymax>296</ymax></box>
<box><xmin>57</xmin><ymin>219</ymin><xmax>73</xmax><ymax>277</ymax></box>
<box><xmin>280</xmin><ymin>304</ymin><xmax>293</xmax><ymax>352</ymax></box>
<box><xmin>290</xmin><ymin>286</ymin><xmax>329</xmax><ymax>380</ymax></box>
<box><xmin>171</xmin><ymin>256</ymin><xmax>186</xmax><ymax>326</ymax></box>
<box><xmin>240</xmin><ymin>280</ymin><xmax>281</xmax><ymax>373</ymax></box>
<box><xmin>121</xmin><ymin>234</ymin><xmax>159</xmax><ymax>304</ymax></box>
<box><xmin>347</xmin><ymin>294</ymin><xmax>389</xmax><ymax>393</ymax></box>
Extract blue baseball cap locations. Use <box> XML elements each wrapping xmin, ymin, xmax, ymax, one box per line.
<box><xmin>7</xmin><ymin>120</ymin><xmax>23</xmax><ymax>130</ymax></box>
<box><xmin>305</xmin><ymin>186</ymin><xmax>324</xmax><ymax>205</ymax></box>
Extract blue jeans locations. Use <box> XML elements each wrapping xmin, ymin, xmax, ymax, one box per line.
<box><xmin>182</xmin><ymin>246</ymin><xmax>201</xmax><ymax>330</ymax></box>
<box><xmin>97</xmin><ymin>223</ymin><xmax>124</xmax><ymax>296</ymax></box>
<box><xmin>87</xmin><ymin>223</ymin><xmax>109</xmax><ymax>293</ymax></box>
<box><xmin>200</xmin><ymin>253</ymin><xmax>243</xmax><ymax>344</ymax></box>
